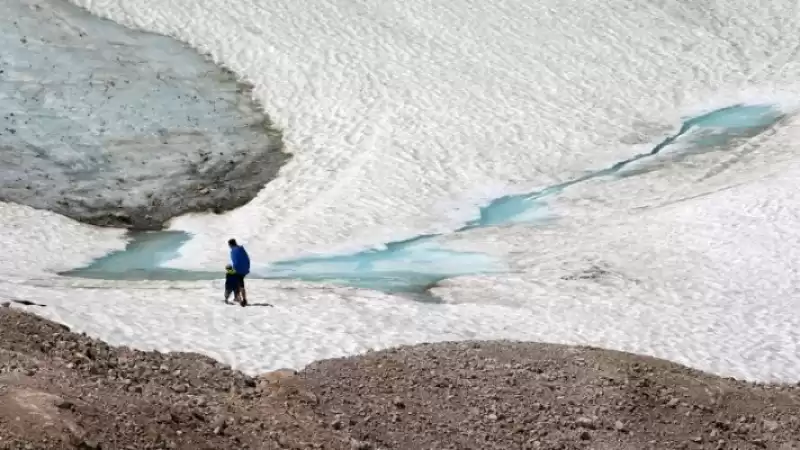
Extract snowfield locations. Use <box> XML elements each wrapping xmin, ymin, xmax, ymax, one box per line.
<box><xmin>2</xmin><ymin>0</ymin><xmax>800</xmax><ymax>381</ymax></box>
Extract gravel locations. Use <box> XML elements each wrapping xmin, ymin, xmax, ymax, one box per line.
<box><xmin>2</xmin><ymin>307</ymin><xmax>799</xmax><ymax>449</ymax></box>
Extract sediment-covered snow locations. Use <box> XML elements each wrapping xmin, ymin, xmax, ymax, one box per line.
<box><xmin>0</xmin><ymin>0</ymin><xmax>285</xmax><ymax>230</ymax></box>
<box><xmin>2</xmin><ymin>0</ymin><xmax>800</xmax><ymax>381</ymax></box>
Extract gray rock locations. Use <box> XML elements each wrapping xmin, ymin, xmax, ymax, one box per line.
<box><xmin>763</xmin><ymin>419</ymin><xmax>779</xmax><ymax>432</ymax></box>
<box><xmin>77</xmin><ymin>439</ymin><xmax>101</xmax><ymax>450</ymax></box>
<box><xmin>392</xmin><ymin>395</ymin><xmax>405</xmax><ymax>408</ymax></box>
<box><xmin>350</xmin><ymin>440</ymin><xmax>372</xmax><ymax>450</ymax></box>
<box><xmin>212</xmin><ymin>416</ymin><xmax>227</xmax><ymax>435</ymax></box>
<box><xmin>576</xmin><ymin>416</ymin><xmax>596</xmax><ymax>429</ymax></box>
<box><xmin>54</xmin><ymin>399</ymin><xmax>74</xmax><ymax>410</ymax></box>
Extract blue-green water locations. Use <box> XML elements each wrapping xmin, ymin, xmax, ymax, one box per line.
<box><xmin>64</xmin><ymin>103</ymin><xmax>786</xmax><ymax>294</ymax></box>
<box><xmin>66</xmin><ymin>232</ymin><xmax>502</xmax><ymax>295</ymax></box>
<box><xmin>457</xmin><ymin>103</ymin><xmax>783</xmax><ymax>231</ymax></box>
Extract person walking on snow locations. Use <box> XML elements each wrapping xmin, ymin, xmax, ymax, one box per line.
<box><xmin>223</xmin><ymin>264</ymin><xmax>242</xmax><ymax>305</ymax></box>
<box><xmin>228</xmin><ymin>238</ymin><xmax>250</xmax><ymax>307</ymax></box>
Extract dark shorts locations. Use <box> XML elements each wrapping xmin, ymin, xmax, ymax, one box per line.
<box><xmin>225</xmin><ymin>274</ymin><xmax>245</xmax><ymax>293</ymax></box>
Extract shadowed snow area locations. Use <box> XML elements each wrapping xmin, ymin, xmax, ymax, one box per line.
<box><xmin>0</xmin><ymin>0</ymin><xmax>286</xmax><ymax>230</ymax></box>
<box><xmin>65</xmin><ymin>103</ymin><xmax>785</xmax><ymax>295</ymax></box>
<box><xmin>4</xmin><ymin>0</ymin><xmax>800</xmax><ymax>382</ymax></box>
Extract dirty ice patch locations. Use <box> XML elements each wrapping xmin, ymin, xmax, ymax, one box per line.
<box><xmin>0</xmin><ymin>0</ymin><xmax>285</xmax><ymax>231</ymax></box>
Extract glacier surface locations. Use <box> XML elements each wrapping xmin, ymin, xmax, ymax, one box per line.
<box><xmin>0</xmin><ymin>0</ymin><xmax>286</xmax><ymax>230</ymax></box>
<box><xmin>3</xmin><ymin>0</ymin><xmax>800</xmax><ymax>382</ymax></box>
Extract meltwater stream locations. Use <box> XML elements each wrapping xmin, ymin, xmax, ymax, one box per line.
<box><xmin>65</xmin><ymin>104</ymin><xmax>786</xmax><ymax>295</ymax></box>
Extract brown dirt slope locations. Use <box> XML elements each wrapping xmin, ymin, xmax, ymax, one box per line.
<box><xmin>2</xmin><ymin>306</ymin><xmax>799</xmax><ymax>450</ymax></box>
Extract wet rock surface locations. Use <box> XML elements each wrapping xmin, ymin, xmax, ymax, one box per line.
<box><xmin>0</xmin><ymin>0</ymin><xmax>287</xmax><ymax>230</ymax></box>
<box><xmin>2</xmin><ymin>307</ymin><xmax>799</xmax><ymax>449</ymax></box>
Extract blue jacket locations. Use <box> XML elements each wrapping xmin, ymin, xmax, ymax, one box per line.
<box><xmin>230</xmin><ymin>245</ymin><xmax>250</xmax><ymax>275</ymax></box>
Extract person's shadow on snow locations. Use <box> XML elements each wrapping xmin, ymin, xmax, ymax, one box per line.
<box><xmin>225</xmin><ymin>301</ymin><xmax>274</xmax><ymax>307</ymax></box>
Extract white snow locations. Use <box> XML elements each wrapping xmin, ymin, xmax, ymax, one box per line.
<box><xmin>2</xmin><ymin>0</ymin><xmax>800</xmax><ymax>381</ymax></box>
